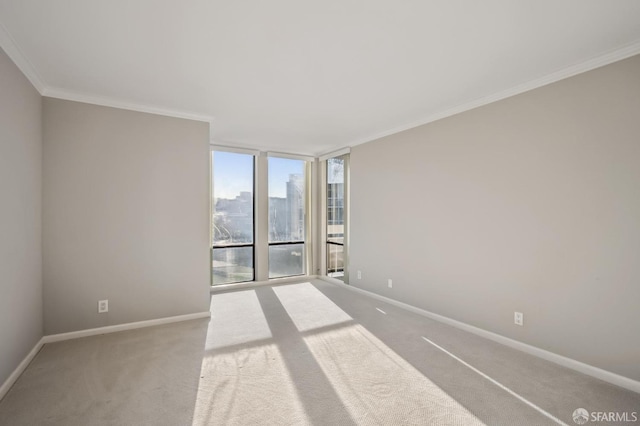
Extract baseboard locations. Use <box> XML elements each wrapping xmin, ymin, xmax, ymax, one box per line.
<box><xmin>1</xmin><ymin>311</ymin><xmax>211</xmax><ymax>402</ymax></box>
<box><xmin>318</xmin><ymin>276</ymin><xmax>640</xmax><ymax>394</ymax></box>
<box><xmin>210</xmin><ymin>275</ymin><xmax>319</xmax><ymax>293</ymax></box>
<box><xmin>0</xmin><ymin>337</ymin><xmax>45</xmax><ymax>402</ymax></box>
<box><xmin>42</xmin><ymin>311</ymin><xmax>211</xmax><ymax>344</ymax></box>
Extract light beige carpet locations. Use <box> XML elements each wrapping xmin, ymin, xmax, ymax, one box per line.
<box><xmin>0</xmin><ymin>279</ymin><xmax>638</xmax><ymax>425</ymax></box>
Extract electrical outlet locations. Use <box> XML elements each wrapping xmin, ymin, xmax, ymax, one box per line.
<box><xmin>514</xmin><ymin>311</ymin><xmax>523</xmax><ymax>326</ymax></box>
<box><xmin>98</xmin><ymin>300</ymin><xmax>109</xmax><ymax>313</ymax></box>
<box><xmin>357</xmin><ymin>270</ymin><xmax>362</xmax><ymax>279</ymax></box>
<box><xmin>388</xmin><ymin>279</ymin><xmax>393</xmax><ymax>288</ymax></box>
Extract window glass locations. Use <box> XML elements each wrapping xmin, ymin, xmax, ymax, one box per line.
<box><xmin>211</xmin><ymin>151</ymin><xmax>254</xmax><ymax>284</ymax></box>
<box><xmin>268</xmin><ymin>157</ymin><xmax>306</xmax><ymax>278</ymax></box>
<box><xmin>327</xmin><ymin>156</ymin><xmax>345</xmax><ymax>279</ymax></box>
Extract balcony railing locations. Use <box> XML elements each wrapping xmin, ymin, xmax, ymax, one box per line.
<box><xmin>326</xmin><ymin>241</ymin><xmax>344</xmax><ymax>279</ymax></box>
<box><xmin>268</xmin><ymin>241</ymin><xmax>305</xmax><ymax>279</ymax></box>
<box><xmin>211</xmin><ymin>243</ymin><xmax>254</xmax><ymax>285</ymax></box>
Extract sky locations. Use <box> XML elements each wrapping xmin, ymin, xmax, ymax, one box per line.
<box><xmin>212</xmin><ymin>151</ymin><xmax>305</xmax><ymax>199</ymax></box>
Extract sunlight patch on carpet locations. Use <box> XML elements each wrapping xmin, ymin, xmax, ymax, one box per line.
<box><xmin>272</xmin><ymin>282</ymin><xmax>353</xmax><ymax>332</ymax></box>
<box><xmin>193</xmin><ymin>343</ymin><xmax>307</xmax><ymax>426</ymax></box>
<box><xmin>303</xmin><ymin>325</ymin><xmax>485</xmax><ymax>425</ymax></box>
<box><xmin>207</xmin><ymin>290</ymin><xmax>272</xmax><ymax>350</ymax></box>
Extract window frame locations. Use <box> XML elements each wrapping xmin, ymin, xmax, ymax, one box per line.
<box><xmin>322</xmin><ymin>152</ymin><xmax>349</xmax><ymax>282</ymax></box>
<box><xmin>210</xmin><ymin>147</ymin><xmax>258</xmax><ymax>286</ymax></box>
<box><xmin>266</xmin><ymin>154</ymin><xmax>311</xmax><ymax>279</ymax></box>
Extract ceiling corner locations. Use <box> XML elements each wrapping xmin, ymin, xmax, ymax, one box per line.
<box><xmin>0</xmin><ymin>21</ymin><xmax>46</xmax><ymax>94</ymax></box>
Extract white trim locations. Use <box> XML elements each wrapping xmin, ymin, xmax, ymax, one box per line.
<box><xmin>2</xmin><ymin>16</ymin><xmax>639</xmax><ymax>158</ymax></box>
<box><xmin>210</xmin><ymin>144</ymin><xmax>260</xmax><ymax>156</ymax></box>
<box><xmin>343</xmin><ymin>39</ymin><xmax>640</xmax><ymax>150</ymax></box>
<box><xmin>211</xmin><ymin>275</ymin><xmax>319</xmax><ymax>293</ymax></box>
<box><xmin>0</xmin><ymin>22</ymin><xmax>46</xmax><ymax>93</ymax></box>
<box><xmin>1</xmin><ymin>311</ymin><xmax>211</xmax><ymax>402</ymax></box>
<box><xmin>318</xmin><ymin>161</ymin><xmax>328</xmax><ymax>276</ymax></box>
<box><xmin>318</xmin><ymin>276</ymin><xmax>640</xmax><ymax>394</ymax></box>
<box><xmin>0</xmin><ymin>338</ymin><xmax>45</xmax><ymax>402</ymax></box>
<box><xmin>266</xmin><ymin>151</ymin><xmax>315</xmax><ymax>162</ymax></box>
<box><xmin>304</xmin><ymin>161</ymin><xmax>313</xmax><ymax>279</ymax></box>
<box><xmin>43</xmin><ymin>87</ymin><xmax>213</xmax><ymax>125</ymax></box>
<box><xmin>318</xmin><ymin>147</ymin><xmax>351</xmax><ymax>161</ymax></box>
<box><xmin>42</xmin><ymin>311</ymin><xmax>211</xmax><ymax>344</ymax></box>
<box><xmin>212</xmin><ymin>143</ymin><xmax>314</xmax><ymax>157</ymax></box>
<box><xmin>28</xmin><ymin>35</ymin><xmax>639</xmax><ymax>159</ymax></box>
<box><xmin>310</xmin><ymin>160</ymin><xmax>321</xmax><ymax>276</ymax></box>
<box><xmin>422</xmin><ymin>336</ymin><xmax>568</xmax><ymax>426</ymax></box>
<box><xmin>254</xmin><ymin>153</ymin><xmax>269</xmax><ymax>281</ymax></box>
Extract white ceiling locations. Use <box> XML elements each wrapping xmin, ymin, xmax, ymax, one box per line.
<box><xmin>1</xmin><ymin>1</ymin><xmax>640</xmax><ymax>156</ymax></box>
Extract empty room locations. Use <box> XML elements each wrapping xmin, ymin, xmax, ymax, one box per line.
<box><xmin>1</xmin><ymin>1</ymin><xmax>639</xmax><ymax>425</ymax></box>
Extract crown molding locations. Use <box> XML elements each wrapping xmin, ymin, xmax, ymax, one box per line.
<box><xmin>0</xmin><ymin>21</ymin><xmax>214</xmax><ymax>130</ymax></box>
<box><xmin>317</xmin><ymin>147</ymin><xmax>351</xmax><ymax>161</ymax></box>
<box><xmin>43</xmin><ymin>87</ymin><xmax>214</xmax><ymax>125</ymax></box>
<box><xmin>1</xmin><ymin>21</ymin><xmax>214</xmax><ymax>129</ymax></box>
<box><xmin>0</xmin><ymin>21</ymin><xmax>46</xmax><ymax>93</ymax></box>
<box><xmin>210</xmin><ymin>144</ymin><xmax>262</xmax><ymax>156</ymax></box>
<box><xmin>2</xmin><ymin>16</ymin><xmax>639</xmax><ymax>155</ymax></box>
<box><xmin>266</xmin><ymin>151</ymin><xmax>315</xmax><ymax>162</ymax></box>
<box><xmin>344</xmin><ymin>39</ymin><xmax>640</xmax><ymax>150</ymax></box>
<box><xmin>211</xmin><ymin>138</ymin><xmax>323</xmax><ymax>157</ymax></box>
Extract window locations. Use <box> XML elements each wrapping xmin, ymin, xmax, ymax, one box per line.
<box><xmin>326</xmin><ymin>155</ymin><xmax>347</xmax><ymax>280</ymax></box>
<box><xmin>268</xmin><ymin>157</ymin><xmax>306</xmax><ymax>278</ymax></box>
<box><xmin>211</xmin><ymin>151</ymin><xmax>254</xmax><ymax>285</ymax></box>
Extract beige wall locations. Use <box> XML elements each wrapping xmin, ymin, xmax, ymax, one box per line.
<box><xmin>0</xmin><ymin>48</ymin><xmax>43</xmax><ymax>384</ymax></box>
<box><xmin>43</xmin><ymin>98</ymin><xmax>210</xmax><ymax>334</ymax></box>
<box><xmin>349</xmin><ymin>55</ymin><xmax>640</xmax><ymax>381</ymax></box>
